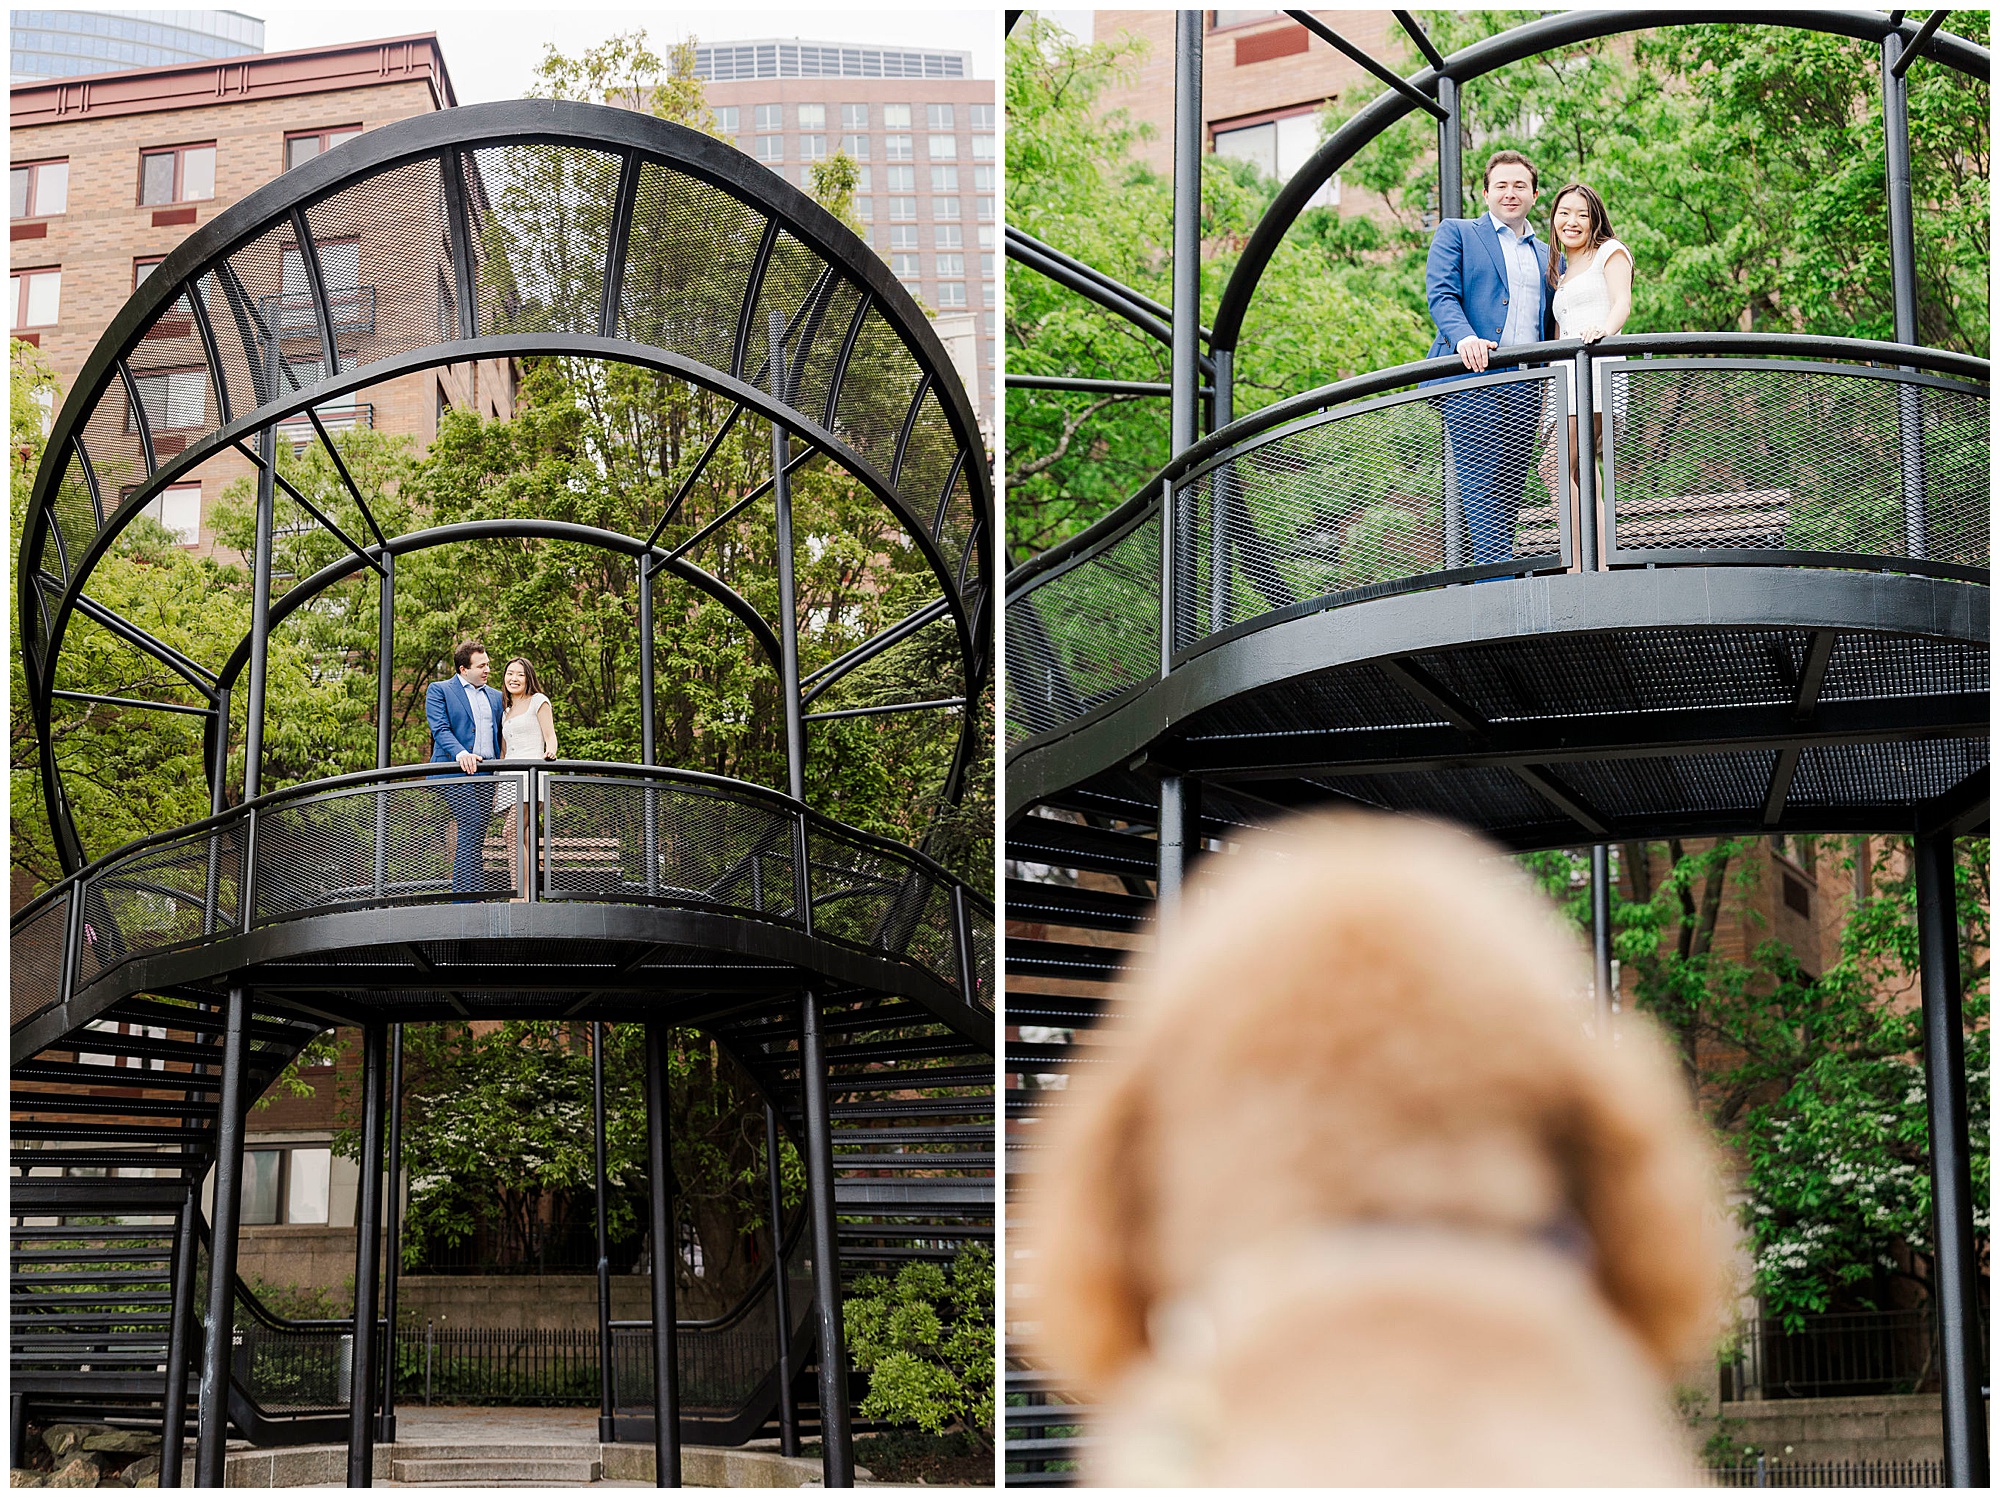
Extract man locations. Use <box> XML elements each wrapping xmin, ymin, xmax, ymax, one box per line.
<box><xmin>1423</xmin><ymin>150</ymin><xmax>1559</xmax><ymax>568</ymax></box>
<box><xmin>426</xmin><ymin>640</ymin><xmax>505</xmax><ymax>895</ymax></box>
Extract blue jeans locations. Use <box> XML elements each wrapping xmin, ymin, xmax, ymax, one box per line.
<box><xmin>439</xmin><ymin>774</ymin><xmax>498</xmax><ymax>894</ymax></box>
<box><xmin>1438</xmin><ymin>380</ymin><xmax>1544</xmax><ymax>567</ymax></box>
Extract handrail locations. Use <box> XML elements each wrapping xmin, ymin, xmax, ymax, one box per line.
<box><xmin>1007</xmin><ymin>333</ymin><xmax>1989</xmax><ymax>599</ymax></box>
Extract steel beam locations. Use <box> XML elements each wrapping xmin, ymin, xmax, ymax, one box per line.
<box><xmin>643</xmin><ymin>1021</ymin><xmax>683</xmax><ymax>1486</ymax></box>
<box><xmin>193</xmin><ymin>987</ymin><xmax>249</xmax><ymax>1487</ymax></box>
<box><xmin>1171</xmin><ymin>12</ymin><xmax>1203</xmax><ymax>464</ymax></box>
<box><xmin>799</xmin><ymin>988</ymin><xmax>854</xmax><ymax>1486</ymax></box>
<box><xmin>764</xmin><ymin>1102</ymin><xmax>800</xmax><ymax>1457</ymax></box>
<box><xmin>377</xmin><ymin>1024</ymin><xmax>405</xmax><ymax>1442</ymax></box>
<box><xmin>770</xmin><ymin>313</ymin><xmax>809</xmax><ymax>803</ymax></box>
<box><xmin>347</xmin><ymin>1021</ymin><xmax>387</xmax><ymax>1487</ymax></box>
<box><xmin>594</xmin><ymin>1021</ymin><xmax>617</xmax><ymax>1443</ymax></box>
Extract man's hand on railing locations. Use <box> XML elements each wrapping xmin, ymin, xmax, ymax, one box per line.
<box><xmin>1457</xmin><ymin>335</ymin><xmax>1499</xmax><ymax>373</ymax></box>
<box><xmin>456</xmin><ymin>751</ymin><xmax>479</xmax><ymax>775</ymax></box>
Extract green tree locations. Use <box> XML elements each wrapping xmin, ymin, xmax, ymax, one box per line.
<box><xmin>844</xmin><ymin>1243</ymin><xmax>994</xmax><ymax>1448</ymax></box>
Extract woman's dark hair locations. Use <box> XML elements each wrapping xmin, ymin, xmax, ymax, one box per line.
<box><xmin>501</xmin><ymin>655</ymin><xmax>544</xmax><ymax>708</ymax></box>
<box><xmin>1546</xmin><ymin>181</ymin><xmax>1614</xmax><ymax>289</ymax></box>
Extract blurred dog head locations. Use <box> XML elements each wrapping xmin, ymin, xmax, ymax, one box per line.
<box><xmin>1025</xmin><ymin>813</ymin><xmax>1728</xmax><ymax>1393</ymax></box>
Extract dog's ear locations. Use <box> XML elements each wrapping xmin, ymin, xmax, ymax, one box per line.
<box><xmin>1558</xmin><ymin>1022</ymin><xmax>1728</xmax><ymax>1373</ymax></box>
<box><xmin>1026</xmin><ymin>1054</ymin><xmax>1154</xmax><ymax>1390</ymax></box>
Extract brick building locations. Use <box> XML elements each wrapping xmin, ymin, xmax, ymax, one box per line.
<box><xmin>9</xmin><ymin>32</ymin><xmax>516</xmax><ymax>556</ymax></box>
<box><xmin>695</xmin><ymin>39</ymin><xmax>998</xmax><ymax>425</ymax></box>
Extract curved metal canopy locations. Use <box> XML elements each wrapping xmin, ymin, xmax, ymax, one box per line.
<box><xmin>22</xmin><ymin>99</ymin><xmax>993</xmax><ymax>872</ymax></box>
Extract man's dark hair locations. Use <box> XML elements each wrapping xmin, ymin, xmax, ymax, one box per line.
<box><xmin>1483</xmin><ymin>149</ymin><xmax>1539</xmax><ymax>192</ymax></box>
<box><xmin>452</xmin><ymin>640</ymin><xmax>488</xmax><ymax>670</ymax></box>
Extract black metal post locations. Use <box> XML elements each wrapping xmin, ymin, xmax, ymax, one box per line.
<box><xmin>193</xmin><ymin>987</ymin><xmax>250</xmax><ymax>1487</ymax></box>
<box><xmin>1171</xmin><ymin>11</ymin><xmax>1203</xmax><ymax>462</ymax></box>
<box><xmin>1591</xmin><ymin>844</ymin><xmax>1613</xmax><ymax>1038</ymax></box>
<box><xmin>764</xmin><ymin>1102</ymin><xmax>800</xmax><ymax>1458</ymax></box>
<box><xmin>643</xmin><ymin>1022</ymin><xmax>682</xmax><ymax>1486</ymax></box>
<box><xmin>1157</xmin><ymin>774</ymin><xmax>1190</xmax><ymax>924</ymax></box>
<box><xmin>1913</xmin><ymin>834</ymin><xmax>1987</xmax><ymax>1488</ymax></box>
<box><xmin>595</xmin><ymin>1020</ymin><xmax>616</xmax><ymax>1443</ymax></box>
<box><xmin>241</xmin><ymin>339</ymin><xmax>278</xmax><ymax>802</ymax></box>
<box><xmin>347</xmin><ymin>1023</ymin><xmax>387</xmax><ymax>1488</ymax></box>
<box><xmin>799</xmin><ymin>987</ymin><xmax>854</xmax><ymax>1487</ymax></box>
<box><xmin>377</xmin><ymin>1024</ymin><xmax>404</xmax><ymax>1442</ymax></box>
<box><xmin>770</xmin><ymin>311</ymin><xmax>808</xmax><ymax>803</ymax></box>
<box><xmin>1882</xmin><ymin>29</ymin><xmax>1929</xmax><ymax>561</ymax></box>
<box><xmin>376</xmin><ymin>549</ymin><xmax>394</xmax><ymax>767</ymax></box>
<box><xmin>640</xmin><ymin>557</ymin><xmax>659</xmax><ymax>895</ymax></box>
<box><xmin>203</xmin><ymin>686</ymin><xmax>229</xmax><ymax>935</ymax></box>
<box><xmin>158</xmin><ymin>1190</ymin><xmax>201</xmax><ymax>1486</ymax></box>
<box><xmin>1574</xmin><ymin>346</ymin><xmax>1598</xmax><ymax>571</ymax></box>
<box><xmin>1437</xmin><ymin>73</ymin><xmax>1462</xmax><ymax>223</ymax></box>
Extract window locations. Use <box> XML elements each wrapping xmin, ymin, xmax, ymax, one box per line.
<box><xmin>892</xmin><ymin>253</ymin><xmax>921</xmax><ymax>278</ymax></box>
<box><xmin>983</xmin><ymin>311</ymin><xmax>995</xmax><ymax>335</ymax></box>
<box><xmin>797</xmin><ymin>103</ymin><xmax>827</xmax><ymax>130</ymax></box>
<box><xmin>11</xmin><ymin>159</ymin><xmax>68</xmax><ymax>219</ymax></box>
<box><xmin>976</xmin><ymin>224</ymin><xmax>995</xmax><ymax>249</ymax></box>
<box><xmin>885</xmin><ymin>165</ymin><xmax>916</xmax><ymax>192</ymax></box>
<box><xmin>714</xmin><ymin>105</ymin><xmax>739</xmax><ymax>132</ymax></box>
<box><xmin>756</xmin><ymin>135</ymin><xmax>784</xmax><ymax>165</ymax></box>
<box><xmin>928</xmin><ymin>135</ymin><xmax>958</xmax><ymax>159</ymax></box>
<box><xmin>855</xmin><ymin>197</ymin><xmax>873</xmax><ymax>221</ymax></box>
<box><xmin>889</xmin><ymin>225</ymin><xmax>919</xmax><ymax>250</ymax></box>
<box><xmin>889</xmin><ymin>196</ymin><xmax>917</xmax><ymax>222</ymax></box>
<box><xmin>282</xmin><ymin>239</ymin><xmax>361</xmax><ymax>294</ymax></box>
<box><xmin>980</xmin><ymin>253</ymin><xmax>995</xmax><ymax>276</ymax></box>
<box><xmin>935</xmin><ymin>253</ymin><xmax>965</xmax><ymax>276</ymax></box>
<box><xmin>139</xmin><ymin>142</ymin><xmax>215</xmax><ymax>205</ymax></box>
<box><xmin>799</xmin><ymin>135</ymin><xmax>828</xmax><ymax>161</ymax></box>
<box><xmin>240</xmin><ymin>1146</ymin><xmax>332</xmax><ymax>1226</ymax></box>
<box><xmin>934</xmin><ymin>224</ymin><xmax>963</xmax><ymax>249</ymax></box>
<box><xmin>973</xmin><ymin>134</ymin><xmax>996</xmax><ymax>161</ymax></box>
<box><xmin>10</xmin><ymin>267</ymin><xmax>60</xmax><ymax>329</ymax></box>
<box><xmin>931</xmin><ymin>165</ymin><xmax>959</xmax><ymax>192</ymax></box>
<box><xmin>885</xmin><ymin>134</ymin><xmax>914</xmax><ymax>162</ymax></box>
<box><xmin>976</xmin><ymin>196</ymin><xmax>994</xmax><ymax>222</ymax></box>
<box><xmin>883</xmin><ymin>103</ymin><xmax>912</xmax><ymax>128</ymax></box>
<box><xmin>927</xmin><ymin>104</ymin><xmax>954</xmax><ymax>129</ymax></box>
<box><xmin>284</xmin><ymin>125</ymin><xmax>361</xmax><ymax>172</ymax></box>
<box><xmin>933</xmin><ymin>196</ymin><xmax>962</xmax><ymax>220</ymax></box>
<box><xmin>130</xmin><ymin>368</ymin><xmax>208</xmax><ymax>430</ymax></box>
<box><xmin>840</xmin><ymin>133</ymin><xmax>870</xmax><ymax>160</ymax></box>
<box><xmin>973</xmin><ymin>164</ymin><xmax>995</xmax><ymax>191</ymax></box>
<box><xmin>970</xmin><ymin>104</ymin><xmax>995</xmax><ymax>128</ymax></box>
<box><xmin>754</xmin><ymin>104</ymin><xmax>782</xmax><ymax>131</ymax></box>
<box><xmin>1213</xmin><ymin>113</ymin><xmax>1338</xmax><ymax>206</ymax></box>
<box><xmin>141</xmin><ymin>482</ymin><xmax>202</xmax><ymax>545</ymax></box>
<box><xmin>981</xmin><ymin>281</ymin><xmax>994</xmax><ymax>306</ymax></box>
<box><xmin>842</xmin><ymin>103</ymin><xmax>869</xmax><ymax>129</ymax></box>
<box><xmin>937</xmin><ymin>281</ymin><xmax>967</xmax><ymax>308</ymax></box>
<box><xmin>852</xmin><ymin>165</ymin><xmax>872</xmax><ymax>191</ymax></box>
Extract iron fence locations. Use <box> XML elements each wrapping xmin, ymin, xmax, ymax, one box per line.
<box><xmin>1723</xmin><ymin>1307</ymin><xmax>1987</xmax><ymax>1401</ymax></box>
<box><xmin>1706</xmin><ymin>1457</ymin><xmax>1945</xmax><ymax>1487</ymax></box>
<box><xmin>394</xmin><ymin>1326</ymin><xmax>601</xmax><ymax>1406</ymax></box>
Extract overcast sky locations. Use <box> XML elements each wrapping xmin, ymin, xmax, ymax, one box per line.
<box><xmin>258</xmin><ymin>5</ymin><xmax>999</xmax><ymax>101</ymax></box>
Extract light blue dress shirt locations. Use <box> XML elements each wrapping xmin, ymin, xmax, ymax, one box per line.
<box><xmin>1488</xmin><ymin>211</ymin><xmax>1545</xmax><ymax>348</ymax></box>
<box><xmin>462</xmin><ymin>677</ymin><xmax>495</xmax><ymax>759</ymax></box>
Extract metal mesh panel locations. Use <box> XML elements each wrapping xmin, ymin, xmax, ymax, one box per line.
<box><xmin>301</xmin><ymin>153</ymin><xmax>451</xmax><ymax>371</ymax></box>
<box><xmin>1312</xmin><ymin>764</ymin><xmax>1557</xmax><ymax>830</ymax></box>
<box><xmin>938</xmin><ymin>466</ymin><xmax>979</xmax><ymax>584</ymax></box>
<box><xmin>45</xmin><ymin>449</ymin><xmax>97</xmax><ymax>585</ymax></box>
<box><xmin>619</xmin><ymin>160</ymin><xmax>764</xmax><ymax>372</ymax></box>
<box><xmin>464</xmin><ymin>144</ymin><xmax>621</xmax><ymax>337</ymax></box>
<box><xmin>78</xmin><ymin>376</ymin><xmax>150</xmax><ymax>535</ymax></box>
<box><xmin>830</xmin><ymin>305</ymin><xmax>922</xmax><ymax>476</ymax></box>
<box><xmin>12</xmin><ymin>891</ymin><xmax>69</xmax><ymax>1028</ymax></box>
<box><xmin>744</xmin><ymin>229</ymin><xmax>830</xmax><ymax>396</ymax></box>
<box><xmin>784</xmin><ymin>275</ymin><xmax>867</xmax><ymax>431</ymax></box>
<box><xmin>966</xmin><ymin>904</ymin><xmax>994</xmax><ymax>1010</ymax></box>
<box><xmin>253</xmin><ymin>776</ymin><xmax>523</xmax><ymax>923</ymax></box>
<box><xmin>1818</xmin><ymin>633</ymin><xmax>1989</xmax><ymax>703</ymax></box>
<box><xmin>1560</xmin><ymin>752</ymin><xmax>1780</xmax><ymax>818</ymax></box>
<box><xmin>209</xmin><ymin>219</ymin><xmax>319</xmax><ymax>414</ymax></box>
<box><xmin>1787</xmin><ymin>739</ymin><xmax>1988</xmax><ymax>808</ymax></box>
<box><xmin>1175</xmin><ymin>373</ymin><xmax>1565</xmax><ymax>650</ymax></box>
<box><xmin>1607</xmin><ymin>363</ymin><xmax>1989</xmax><ymax>566</ymax></box>
<box><xmin>542</xmin><ymin>776</ymin><xmax>800</xmax><ymax>918</ymax></box>
<box><xmin>1006</xmin><ymin>511</ymin><xmax>1162</xmax><ymax>745</ymax></box>
<box><xmin>126</xmin><ymin>291</ymin><xmax>222</xmax><ymax>467</ymax></box>
<box><xmin>611</xmin><ymin>1231</ymin><xmax>812</xmax><ymax>1414</ymax></box>
<box><xmin>1184</xmin><ymin>662</ymin><xmax>1449</xmax><ymax>740</ymax></box>
<box><xmin>75</xmin><ymin>827</ymin><xmax>242</xmax><ymax>989</ymax></box>
<box><xmin>898</xmin><ymin>388</ymin><xmax>958</xmax><ymax>536</ymax></box>
<box><xmin>807</xmin><ymin>823</ymin><xmax>952</xmax><ymax>985</ymax></box>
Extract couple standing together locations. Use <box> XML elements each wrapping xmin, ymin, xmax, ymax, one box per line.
<box><xmin>425</xmin><ymin>640</ymin><xmax>561</xmax><ymax>894</ymax></box>
<box><xmin>1424</xmin><ymin>150</ymin><xmax>1634</xmax><ymax>566</ymax></box>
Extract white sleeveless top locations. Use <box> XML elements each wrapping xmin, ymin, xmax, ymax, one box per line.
<box><xmin>500</xmin><ymin>693</ymin><xmax>548</xmax><ymax>760</ymax></box>
<box><xmin>1552</xmin><ymin>238</ymin><xmax>1632</xmax><ymax>337</ymax></box>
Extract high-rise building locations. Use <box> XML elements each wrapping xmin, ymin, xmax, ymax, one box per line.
<box><xmin>9</xmin><ymin>33</ymin><xmax>513</xmax><ymax>557</ymax></box>
<box><xmin>694</xmin><ymin>39</ymin><xmax>998</xmax><ymax>428</ymax></box>
<box><xmin>11</xmin><ymin>9</ymin><xmax>265</xmax><ymax>84</ymax></box>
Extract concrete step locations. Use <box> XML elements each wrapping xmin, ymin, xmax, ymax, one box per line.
<box><xmin>389</xmin><ymin>1455</ymin><xmax>602</xmax><ymax>1484</ymax></box>
<box><xmin>387</xmin><ymin>1443</ymin><xmax>601</xmax><ymax>1461</ymax></box>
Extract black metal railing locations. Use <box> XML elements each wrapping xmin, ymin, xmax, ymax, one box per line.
<box><xmin>1004</xmin><ymin>334</ymin><xmax>1988</xmax><ymax>752</ymax></box>
<box><xmin>11</xmin><ymin>761</ymin><xmax>994</xmax><ymax>1033</ymax></box>
<box><xmin>1706</xmin><ymin>1457</ymin><xmax>1945</xmax><ymax>1487</ymax></box>
<box><xmin>1722</xmin><ymin>1307</ymin><xmax>1988</xmax><ymax>1401</ymax></box>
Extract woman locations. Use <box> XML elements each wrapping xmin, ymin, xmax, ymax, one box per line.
<box><xmin>498</xmin><ymin>655</ymin><xmax>558</xmax><ymax>896</ymax></box>
<box><xmin>1541</xmin><ymin>182</ymin><xmax>1633</xmax><ymax>558</ymax></box>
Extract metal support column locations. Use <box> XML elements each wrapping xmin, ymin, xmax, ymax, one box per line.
<box><xmin>1591</xmin><ymin>845</ymin><xmax>1613</xmax><ymax>1038</ymax></box>
<box><xmin>764</xmin><ymin>1102</ymin><xmax>800</xmax><ymax>1457</ymax></box>
<box><xmin>800</xmin><ymin>987</ymin><xmax>854</xmax><ymax>1486</ymax></box>
<box><xmin>1171</xmin><ymin>11</ymin><xmax>1202</xmax><ymax>461</ymax></box>
<box><xmin>1882</xmin><ymin>29</ymin><xmax>1928</xmax><ymax>559</ymax></box>
<box><xmin>643</xmin><ymin>1022</ymin><xmax>682</xmax><ymax>1486</ymax></box>
<box><xmin>1157</xmin><ymin>774</ymin><xmax>1200</xmax><ymax>925</ymax></box>
<box><xmin>770</xmin><ymin>312</ymin><xmax>808</xmax><ymax>803</ymax></box>
<box><xmin>640</xmin><ymin>557</ymin><xmax>659</xmax><ymax>895</ymax></box>
<box><xmin>595</xmin><ymin>1021</ymin><xmax>617</xmax><ymax>1443</ymax></box>
<box><xmin>346</xmin><ymin>1023</ymin><xmax>387</xmax><ymax>1488</ymax></box>
<box><xmin>374</xmin><ymin>550</ymin><xmax>393</xmax><ymax>896</ymax></box>
<box><xmin>1437</xmin><ymin>74</ymin><xmax>1463</xmax><ymax>223</ymax></box>
<box><xmin>194</xmin><ymin>988</ymin><xmax>250</xmax><ymax>1487</ymax></box>
<box><xmin>158</xmin><ymin>1190</ymin><xmax>202</xmax><ymax>1487</ymax></box>
<box><xmin>377</xmin><ymin>1025</ymin><xmax>405</xmax><ymax>1442</ymax></box>
<box><xmin>1574</xmin><ymin>346</ymin><xmax>1599</xmax><ymax>571</ymax></box>
<box><xmin>1913</xmin><ymin>835</ymin><xmax>1987</xmax><ymax>1488</ymax></box>
<box><xmin>242</xmin><ymin>340</ymin><xmax>279</xmax><ymax>802</ymax></box>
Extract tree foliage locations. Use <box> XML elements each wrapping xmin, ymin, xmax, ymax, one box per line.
<box><xmin>844</xmin><ymin>1243</ymin><xmax>995</xmax><ymax>1447</ymax></box>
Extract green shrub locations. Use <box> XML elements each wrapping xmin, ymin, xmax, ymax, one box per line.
<box><xmin>843</xmin><ymin>1245</ymin><xmax>993</xmax><ymax>1450</ymax></box>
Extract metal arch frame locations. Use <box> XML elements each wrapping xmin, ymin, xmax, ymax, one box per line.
<box><xmin>21</xmin><ymin>99</ymin><xmax>993</xmax><ymax>875</ymax></box>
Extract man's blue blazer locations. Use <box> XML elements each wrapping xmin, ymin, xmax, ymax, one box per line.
<box><xmin>1424</xmin><ymin>215</ymin><xmax>1558</xmax><ymax>370</ymax></box>
<box><xmin>426</xmin><ymin>675</ymin><xmax>505</xmax><ymax>763</ymax></box>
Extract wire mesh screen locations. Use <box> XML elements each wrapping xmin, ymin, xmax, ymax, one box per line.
<box><xmin>542</xmin><ymin>775</ymin><xmax>801</xmax><ymax>918</ymax></box>
<box><xmin>620</xmin><ymin>160</ymin><xmax>765</xmax><ymax>371</ymax></box>
<box><xmin>833</xmin><ymin>304</ymin><xmax>928</xmax><ymax>483</ymax></box>
<box><xmin>463</xmin><ymin>144</ymin><xmax>621</xmax><ymax>337</ymax></box>
<box><xmin>1005</xmin><ymin>510</ymin><xmax>1162</xmax><ymax>746</ymax></box>
<box><xmin>12</xmin><ymin>890</ymin><xmax>69</xmax><ymax>1028</ymax></box>
<box><xmin>252</xmin><ymin>776</ymin><xmax>523</xmax><ymax>923</ymax></box>
<box><xmin>1606</xmin><ymin>362</ymin><xmax>1990</xmax><ymax>567</ymax></box>
<box><xmin>966</xmin><ymin>903</ymin><xmax>995</xmax><ymax>1010</ymax></box>
<box><xmin>302</xmin><ymin>153</ymin><xmax>451</xmax><ymax>373</ymax></box>
<box><xmin>807</xmin><ymin>823</ymin><xmax>956</xmax><ymax>984</ymax></box>
<box><xmin>1175</xmin><ymin>373</ymin><xmax>1567</xmax><ymax>652</ymax></box>
<box><xmin>43</xmin><ymin>450</ymin><xmax>96</xmax><ymax>588</ymax></box>
<box><xmin>75</xmin><ymin>828</ymin><xmax>242</xmax><ymax>991</ymax></box>
<box><xmin>127</xmin><ymin>287</ymin><xmax>222</xmax><ymax>468</ymax></box>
